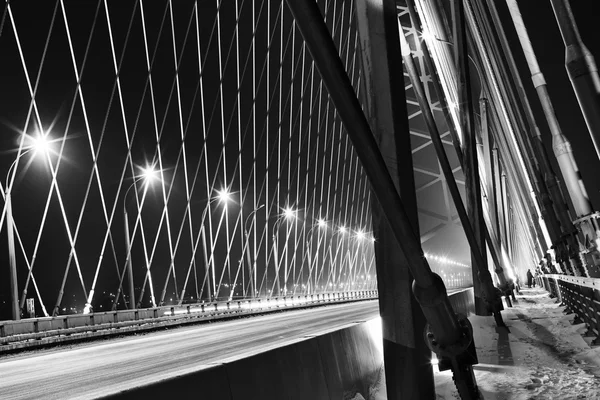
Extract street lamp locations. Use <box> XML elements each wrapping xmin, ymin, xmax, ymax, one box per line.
<box><xmin>347</xmin><ymin>229</ymin><xmax>368</xmax><ymax>291</ymax></box>
<box><xmin>3</xmin><ymin>133</ymin><xmax>52</xmax><ymax>320</ymax></box>
<box><xmin>325</xmin><ymin>225</ymin><xmax>349</xmax><ymax>290</ymax></box>
<box><xmin>199</xmin><ymin>188</ymin><xmax>231</xmax><ymax>302</ymax></box>
<box><xmin>319</xmin><ymin>224</ymin><xmax>349</xmax><ymax>293</ymax></box>
<box><xmin>243</xmin><ymin>204</ymin><xmax>265</xmax><ymax>298</ymax></box>
<box><xmin>305</xmin><ymin>218</ymin><xmax>328</xmax><ymax>294</ymax></box>
<box><xmin>121</xmin><ymin>165</ymin><xmax>158</xmax><ymax>311</ymax></box>
<box><xmin>272</xmin><ymin>206</ymin><xmax>296</xmax><ymax>296</ymax></box>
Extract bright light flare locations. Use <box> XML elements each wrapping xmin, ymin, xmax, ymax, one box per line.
<box><xmin>28</xmin><ymin>133</ymin><xmax>51</xmax><ymax>156</ymax></box>
<box><xmin>420</xmin><ymin>29</ymin><xmax>437</xmax><ymax>43</ymax></box>
<box><xmin>216</xmin><ymin>188</ymin><xmax>231</xmax><ymax>203</ymax></box>
<box><xmin>355</xmin><ymin>230</ymin><xmax>366</xmax><ymax>240</ymax></box>
<box><xmin>283</xmin><ymin>207</ymin><xmax>296</xmax><ymax>220</ymax></box>
<box><xmin>317</xmin><ymin>219</ymin><xmax>327</xmax><ymax>228</ymax></box>
<box><xmin>366</xmin><ymin>316</ymin><xmax>383</xmax><ymax>355</ymax></box>
<box><xmin>338</xmin><ymin>226</ymin><xmax>347</xmax><ymax>234</ymax></box>
<box><xmin>140</xmin><ymin>165</ymin><xmax>158</xmax><ymax>184</ymax></box>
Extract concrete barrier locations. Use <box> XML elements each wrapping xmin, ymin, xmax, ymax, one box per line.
<box><xmin>448</xmin><ymin>287</ymin><xmax>475</xmax><ymax>316</ymax></box>
<box><xmin>101</xmin><ymin>319</ymin><xmax>384</xmax><ymax>400</ymax></box>
<box><xmin>317</xmin><ymin>322</ymin><xmax>383</xmax><ymax>399</ymax></box>
<box><xmin>227</xmin><ymin>339</ymin><xmax>331</xmax><ymax>400</ymax></box>
<box><xmin>105</xmin><ymin>364</ymin><xmax>233</xmax><ymax>400</ymax></box>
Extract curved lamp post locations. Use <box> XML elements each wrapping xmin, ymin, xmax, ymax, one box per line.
<box><xmin>3</xmin><ymin>134</ymin><xmax>52</xmax><ymax>320</ymax></box>
<box><xmin>305</xmin><ymin>218</ymin><xmax>327</xmax><ymax>294</ymax></box>
<box><xmin>272</xmin><ymin>207</ymin><xmax>296</xmax><ymax>296</ymax></box>
<box><xmin>121</xmin><ymin>165</ymin><xmax>158</xmax><ymax>311</ymax></box>
<box><xmin>199</xmin><ymin>188</ymin><xmax>231</xmax><ymax>302</ymax></box>
<box><xmin>327</xmin><ymin>225</ymin><xmax>348</xmax><ymax>292</ymax></box>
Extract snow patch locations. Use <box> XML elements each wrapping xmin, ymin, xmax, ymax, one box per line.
<box><xmin>435</xmin><ymin>287</ymin><xmax>600</xmax><ymax>399</ymax></box>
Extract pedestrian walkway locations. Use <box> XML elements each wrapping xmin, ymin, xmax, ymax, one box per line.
<box><xmin>436</xmin><ymin>287</ymin><xmax>600</xmax><ymax>399</ymax></box>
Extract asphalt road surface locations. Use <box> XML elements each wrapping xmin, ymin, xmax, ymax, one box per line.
<box><xmin>0</xmin><ymin>300</ymin><xmax>380</xmax><ymax>400</ymax></box>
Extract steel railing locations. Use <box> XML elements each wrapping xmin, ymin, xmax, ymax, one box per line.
<box><xmin>0</xmin><ymin>291</ymin><xmax>378</xmax><ymax>352</ymax></box>
<box><xmin>539</xmin><ymin>274</ymin><xmax>600</xmax><ymax>342</ymax></box>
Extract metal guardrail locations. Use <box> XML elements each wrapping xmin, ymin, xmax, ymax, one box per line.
<box><xmin>540</xmin><ymin>274</ymin><xmax>600</xmax><ymax>342</ymax></box>
<box><xmin>0</xmin><ymin>291</ymin><xmax>377</xmax><ymax>352</ymax></box>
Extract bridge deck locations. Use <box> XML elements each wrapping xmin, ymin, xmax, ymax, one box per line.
<box><xmin>0</xmin><ymin>301</ymin><xmax>379</xmax><ymax>400</ymax></box>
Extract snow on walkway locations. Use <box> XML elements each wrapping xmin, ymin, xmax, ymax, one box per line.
<box><xmin>435</xmin><ymin>287</ymin><xmax>600</xmax><ymax>399</ymax></box>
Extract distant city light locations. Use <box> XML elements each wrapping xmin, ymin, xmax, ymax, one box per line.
<box><xmin>423</xmin><ymin>252</ymin><xmax>469</xmax><ymax>268</ymax></box>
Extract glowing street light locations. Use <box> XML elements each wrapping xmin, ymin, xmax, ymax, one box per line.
<box><xmin>122</xmin><ymin>165</ymin><xmax>159</xmax><ymax>311</ymax></box>
<box><xmin>355</xmin><ymin>230</ymin><xmax>366</xmax><ymax>240</ymax></box>
<box><xmin>283</xmin><ymin>207</ymin><xmax>296</xmax><ymax>220</ymax></box>
<box><xmin>3</xmin><ymin>133</ymin><xmax>54</xmax><ymax>320</ymax></box>
<box><xmin>140</xmin><ymin>166</ymin><xmax>158</xmax><ymax>184</ymax></box>
<box><xmin>30</xmin><ymin>134</ymin><xmax>52</xmax><ymax>156</ymax></box>
<box><xmin>199</xmin><ymin>187</ymin><xmax>232</xmax><ymax>302</ymax></box>
<box><xmin>304</xmin><ymin>218</ymin><xmax>330</xmax><ymax>295</ymax></box>
<box><xmin>216</xmin><ymin>188</ymin><xmax>231</xmax><ymax>203</ymax></box>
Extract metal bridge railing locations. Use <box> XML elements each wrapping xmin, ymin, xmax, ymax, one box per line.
<box><xmin>0</xmin><ymin>290</ymin><xmax>377</xmax><ymax>352</ymax></box>
<box><xmin>539</xmin><ymin>274</ymin><xmax>600</xmax><ymax>342</ymax></box>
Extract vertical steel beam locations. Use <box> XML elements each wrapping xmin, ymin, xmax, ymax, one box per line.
<box><xmin>464</xmin><ymin>0</ymin><xmax>549</xmax><ymax>262</ymax></box>
<box><xmin>550</xmin><ymin>0</ymin><xmax>600</xmax><ymax>162</ymax></box>
<box><xmin>453</xmin><ymin>0</ymin><xmax>491</xmax><ymax>316</ymax></box>
<box><xmin>495</xmin><ymin>154</ymin><xmax>507</xmax><ymax>245</ymax></box>
<box><xmin>355</xmin><ymin>1</ymin><xmax>434</xmax><ymax>397</ymax></box>
<box><xmin>479</xmin><ymin>98</ymin><xmax>514</xmax><ymax>301</ymax></box>
<box><xmin>504</xmin><ymin>0</ymin><xmax>592</xmax><ymax>276</ymax></box>
<box><xmin>481</xmin><ymin>98</ymin><xmax>498</xmax><ymax>237</ymax></box>
<box><xmin>483</xmin><ymin>1</ymin><xmax>574</xmax><ymax>239</ymax></box>
<box><xmin>501</xmin><ymin>2</ymin><xmax>581</xmax><ymax>224</ymax></box>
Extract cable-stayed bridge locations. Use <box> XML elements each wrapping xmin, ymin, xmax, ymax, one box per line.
<box><xmin>1</xmin><ymin>0</ymin><xmax>600</xmax><ymax>398</ymax></box>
